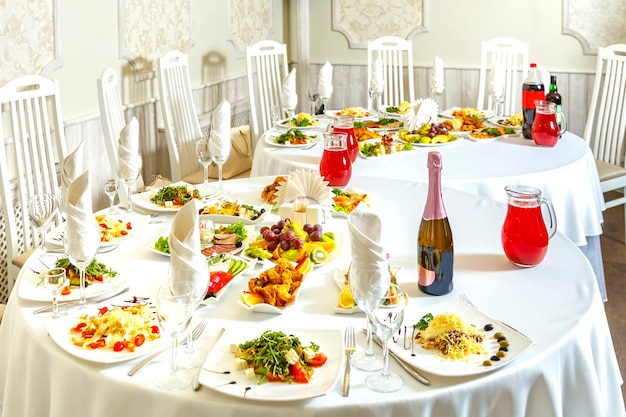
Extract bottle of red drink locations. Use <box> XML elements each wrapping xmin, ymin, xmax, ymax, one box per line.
<box><xmin>417</xmin><ymin>151</ymin><xmax>453</xmax><ymax>296</ymax></box>
<box><xmin>521</xmin><ymin>63</ymin><xmax>545</xmax><ymax>139</ymax></box>
<box><xmin>332</xmin><ymin>115</ymin><xmax>358</xmax><ymax>163</ymax></box>
<box><xmin>319</xmin><ymin>132</ymin><xmax>352</xmax><ymax>187</ymax></box>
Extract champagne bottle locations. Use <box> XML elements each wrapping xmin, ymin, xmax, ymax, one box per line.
<box><xmin>417</xmin><ymin>151</ymin><xmax>453</xmax><ymax>295</ymax></box>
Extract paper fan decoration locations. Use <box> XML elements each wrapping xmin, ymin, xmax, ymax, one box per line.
<box><xmin>408</xmin><ymin>98</ymin><xmax>439</xmax><ymax>131</ymax></box>
<box><xmin>274</xmin><ymin>169</ymin><xmax>334</xmax><ymax>207</ymax></box>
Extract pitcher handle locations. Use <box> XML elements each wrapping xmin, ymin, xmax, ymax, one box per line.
<box><xmin>541</xmin><ymin>198</ymin><xmax>557</xmax><ymax>238</ymax></box>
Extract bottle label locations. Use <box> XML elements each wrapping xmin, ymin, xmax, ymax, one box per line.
<box><xmin>522</xmin><ymin>90</ymin><xmax>545</xmax><ymax>109</ymax></box>
<box><xmin>556</xmin><ymin>104</ymin><xmax>563</xmax><ymax>127</ymax></box>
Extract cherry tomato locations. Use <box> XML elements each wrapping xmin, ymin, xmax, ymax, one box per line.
<box><xmin>126</xmin><ymin>222</ymin><xmax>132</xmax><ymax>230</ymax></box>
<box><xmin>120</xmin><ymin>230</ymin><xmax>128</xmax><ymax>236</ymax></box>
<box><xmin>307</xmin><ymin>353</ymin><xmax>327</xmax><ymax>367</ymax></box>
<box><xmin>98</xmin><ymin>307</ymin><xmax>108</xmax><ymax>315</ymax></box>
<box><xmin>290</xmin><ymin>362</ymin><xmax>310</xmax><ymax>383</ymax></box>
<box><xmin>151</xmin><ymin>325</ymin><xmax>160</xmax><ymax>334</ymax></box>
<box><xmin>61</xmin><ymin>286</ymin><xmax>71</xmax><ymax>296</ymax></box>
<box><xmin>266</xmin><ymin>372</ymin><xmax>284</xmax><ymax>383</ymax></box>
<box><xmin>113</xmin><ymin>341</ymin><xmax>126</xmax><ymax>352</ymax></box>
<box><xmin>134</xmin><ymin>334</ymin><xmax>146</xmax><ymax>347</ymax></box>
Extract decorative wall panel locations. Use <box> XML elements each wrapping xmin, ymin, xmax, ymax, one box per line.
<box><xmin>226</xmin><ymin>0</ymin><xmax>272</xmax><ymax>58</ymax></box>
<box><xmin>332</xmin><ymin>0</ymin><xmax>428</xmax><ymax>48</ymax></box>
<box><xmin>563</xmin><ymin>0</ymin><xmax>626</xmax><ymax>55</ymax></box>
<box><xmin>0</xmin><ymin>0</ymin><xmax>62</xmax><ymax>85</ymax></box>
<box><xmin>118</xmin><ymin>0</ymin><xmax>194</xmax><ymax>78</ymax></box>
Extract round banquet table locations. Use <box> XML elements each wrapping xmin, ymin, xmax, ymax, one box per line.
<box><xmin>0</xmin><ymin>176</ymin><xmax>623</xmax><ymax>417</ymax></box>
<box><xmin>252</xmin><ymin>128</ymin><xmax>607</xmax><ymax>299</ymax></box>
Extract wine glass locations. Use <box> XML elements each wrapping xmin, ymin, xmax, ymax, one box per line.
<box><xmin>28</xmin><ymin>193</ymin><xmax>57</xmax><ymax>256</ymax></box>
<box><xmin>104</xmin><ymin>178</ymin><xmax>119</xmax><ymax>214</ymax></box>
<box><xmin>319</xmin><ymin>93</ymin><xmax>331</xmax><ymax>119</ymax></box>
<box><xmin>118</xmin><ymin>154</ymin><xmax>142</xmax><ymax>213</ymax></box>
<box><xmin>64</xmin><ymin>221</ymin><xmax>100</xmax><ymax>308</ymax></box>
<box><xmin>179</xmin><ymin>272</ymin><xmax>211</xmax><ymax>369</ymax></box>
<box><xmin>43</xmin><ymin>267</ymin><xmax>67</xmax><ymax>318</ymax></box>
<box><xmin>366</xmin><ymin>283</ymin><xmax>406</xmax><ymax>393</ymax></box>
<box><xmin>209</xmin><ymin>132</ymin><xmax>230</xmax><ymax>192</ymax></box>
<box><xmin>489</xmin><ymin>83</ymin><xmax>505</xmax><ymax>117</ymax></box>
<box><xmin>347</xmin><ymin>264</ymin><xmax>391</xmax><ymax>371</ymax></box>
<box><xmin>368</xmin><ymin>87</ymin><xmax>383</xmax><ymax>117</ymax></box>
<box><xmin>306</xmin><ymin>87</ymin><xmax>319</xmax><ymax>116</ymax></box>
<box><xmin>195</xmin><ymin>138</ymin><xmax>212</xmax><ymax>187</ymax></box>
<box><xmin>270</xmin><ymin>104</ymin><xmax>282</xmax><ymax>124</ymax></box>
<box><xmin>154</xmin><ymin>281</ymin><xmax>196</xmax><ymax>391</ymax></box>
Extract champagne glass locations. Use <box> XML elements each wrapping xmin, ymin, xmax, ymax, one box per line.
<box><xmin>489</xmin><ymin>83</ymin><xmax>505</xmax><ymax>117</ymax></box>
<box><xmin>195</xmin><ymin>138</ymin><xmax>212</xmax><ymax>187</ymax></box>
<box><xmin>104</xmin><ymin>178</ymin><xmax>119</xmax><ymax>214</ymax></box>
<box><xmin>43</xmin><ymin>267</ymin><xmax>67</xmax><ymax>318</ymax></box>
<box><xmin>270</xmin><ymin>104</ymin><xmax>282</xmax><ymax>124</ymax></box>
<box><xmin>306</xmin><ymin>87</ymin><xmax>319</xmax><ymax>115</ymax></box>
<box><xmin>366</xmin><ymin>283</ymin><xmax>406</xmax><ymax>393</ymax></box>
<box><xmin>28</xmin><ymin>193</ymin><xmax>57</xmax><ymax>256</ymax></box>
<box><xmin>118</xmin><ymin>154</ymin><xmax>142</xmax><ymax>213</ymax></box>
<box><xmin>179</xmin><ymin>272</ymin><xmax>211</xmax><ymax>369</ymax></box>
<box><xmin>64</xmin><ymin>221</ymin><xmax>100</xmax><ymax>308</ymax></box>
<box><xmin>154</xmin><ymin>281</ymin><xmax>196</xmax><ymax>391</ymax></box>
<box><xmin>209</xmin><ymin>132</ymin><xmax>230</xmax><ymax>192</ymax></box>
<box><xmin>348</xmin><ymin>265</ymin><xmax>391</xmax><ymax>371</ymax></box>
<box><xmin>319</xmin><ymin>93</ymin><xmax>331</xmax><ymax>119</ymax></box>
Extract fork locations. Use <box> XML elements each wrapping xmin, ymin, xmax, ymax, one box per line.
<box><xmin>342</xmin><ymin>326</ymin><xmax>355</xmax><ymax>397</ymax></box>
<box><xmin>127</xmin><ymin>320</ymin><xmax>208</xmax><ymax>376</ymax></box>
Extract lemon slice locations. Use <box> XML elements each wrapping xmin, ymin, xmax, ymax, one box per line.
<box><xmin>338</xmin><ymin>285</ymin><xmax>356</xmax><ymax>309</ymax></box>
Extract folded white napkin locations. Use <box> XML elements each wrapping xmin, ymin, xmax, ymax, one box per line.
<box><xmin>409</xmin><ymin>97</ymin><xmax>439</xmax><ymax>131</ymax></box>
<box><xmin>282</xmin><ymin>68</ymin><xmax>298</xmax><ymax>111</ymax></box>
<box><xmin>169</xmin><ymin>199</ymin><xmax>210</xmax><ymax>300</ymax></box>
<box><xmin>489</xmin><ymin>62</ymin><xmax>505</xmax><ymax>99</ymax></box>
<box><xmin>370</xmin><ymin>58</ymin><xmax>384</xmax><ymax>94</ymax></box>
<box><xmin>60</xmin><ymin>139</ymin><xmax>85</xmax><ymax>211</ymax></box>
<box><xmin>274</xmin><ymin>169</ymin><xmax>334</xmax><ymax>207</ymax></box>
<box><xmin>318</xmin><ymin>61</ymin><xmax>334</xmax><ymax>99</ymax></box>
<box><xmin>118</xmin><ymin>117</ymin><xmax>140</xmax><ymax>180</ymax></box>
<box><xmin>347</xmin><ymin>204</ymin><xmax>391</xmax><ymax>303</ymax></box>
<box><xmin>209</xmin><ymin>99</ymin><xmax>231</xmax><ymax>161</ymax></box>
<box><xmin>65</xmin><ymin>170</ymin><xmax>100</xmax><ymax>261</ymax></box>
<box><xmin>431</xmin><ymin>56</ymin><xmax>445</xmax><ymax>94</ymax></box>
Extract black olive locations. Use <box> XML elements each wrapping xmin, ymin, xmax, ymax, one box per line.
<box><xmin>484</xmin><ymin>323</ymin><xmax>494</xmax><ymax>331</ymax></box>
<box><xmin>499</xmin><ymin>346</ymin><xmax>509</xmax><ymax>352</ymax></box>
<box><xmin>490</xmin><ymin>355</ymin><xmax>501</xmax><ymax>361</ymax></box>
<box><xmin>497</xmin><ymin>336</ymin><xmax>507</xmax><ymax>343</ymax></box>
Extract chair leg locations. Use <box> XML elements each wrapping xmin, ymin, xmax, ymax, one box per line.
<box><xmin>623</xmin><ymin>200</ymin><xmax>626</xmax><ymax>245</ymax></box>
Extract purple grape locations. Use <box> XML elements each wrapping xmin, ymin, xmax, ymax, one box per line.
<box><xmin>276</xmin><ymin>220</ymin><xmax>287</xmax><ymax>230</ymax></box>
<box><xmin>272</xmin><ymin>228</ymin><xmax>281</xmax><ymax>235</ymax></box>
<box><xmin>292</xmin><ymin>238</ymin><xmax>303</xmax><ymax>249</ymax></box>
<box><xmin>310</xmin><ymin>231</ymin><xmax>322</xmax><ymax>242</ymax></box>
<box><xmin>303</xmin><ymin>223</ymin><xmax>313</xmax><ymax>234</ymax></box>
<box><xmin>283</xmin><ymin>230</ymin><xmax>295</xmax><ymax>241</ymax></box>
<box><xmin>263</xmin><ymin>230</ymin><xmax>275</xmax><ymax>242</ymax></box>
<box><xmin>267</xmin><ymin>240</ymin><xmax>278</xmax><ymax>252</ymax></box>
<box><xmin>280</xmin><ymin>240</ymin><xmax>291</xmax><ymax>251</ymax></box>
<box><xmin>312</xmin><ymin>224</ymin><xmax>323</xmax><ymax>233</ymax></box>
<box><xmin>259</xmin><ymin>226</ymin><xmax>270</xmax><ymax>235</ymax></box>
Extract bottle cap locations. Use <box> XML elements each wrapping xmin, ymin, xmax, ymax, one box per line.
<box><xmin>427</xmin><ymin>151</ymin><xmax>442</xmax><ymax>170</ymax></box>
<box><xmin>530</xmin><ymin>63</ymin><xmax>537</xmax><ymax>68</ymax></box>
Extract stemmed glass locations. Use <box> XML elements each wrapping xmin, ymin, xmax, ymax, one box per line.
<box><xmin>154</xmin><ymin>281</ymin><xmax>196</xmax><ymax>391</ymax></box>
<box><xmin>366</xmin><ymin>283</ymin><xmax>406</xmax><ymax>393</ymax></box>
<box><xmin>368</xmin><ymin>87</ymin><xmax>383</xmax><ymax>118</ymax></box>
<box><xmin>319</xmin><ymin>92</ymin><xmax>331</xmax><ymax>119</ymax></box>
<box><xmin>489</xmin><ymin>83</ymin><xmax>505</xmax><ymax>117</ymax></box>
<box><xmin>179</xmin><ymin>272</ymin><xmax>211</xmax><ymax>369</ymax></box>
<box><xmin>104</xmin><ymin>178</ymin><xmax>120</xmax><ymax>214</ymax></box>
<box><xmin>43</xmin><ymin>267</ymin><xmax>67</xmax><ymax>318</ymax></box>
<box><xmin>64</xmin><ymin>222</ymin><xmax>100</xmax><ymax>308</ymax></box>
<box><xmin>209</xmin><ymin>133</ymin><xmax>230</xmax><ymax>192</ymax></box>
<box><xmin>28</xmin><ymin>193</ymin><xmax>57</xmax><ymax>256</ymax></box>
<box><xmin>306</xmin><ymin>87</ymin><xmax>319</xmax><ymax>116</ymax></box>
<box><xmin>118</xmin><ymin>154</ymin><xmax>142</xmax><ymax>213</ymax></box>
<box><xmin>195</xmin><ymin>138</ymin><xmax>212</xmax><ymax>187</ymax></box>
<box><xmin>348</xmin><ymin>265</ymin><xmax>391</xmax><ymax>371</ymax></box>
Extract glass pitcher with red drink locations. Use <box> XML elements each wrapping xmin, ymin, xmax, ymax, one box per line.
<box><xmin>531</xmin><ymin>100</ymin><xmax>567</xmax><ymax>147</ymax></box>
<box><xmin>332</xmin><ymin>115</ymin><xmax>358</xmax><ymax>163</ymax></box>
<box><xmin>501</xmin><ymin>185</ymin><xmax>557</xmax><ymax>267</ymax></box>
<box><xmin>319</xmin><ymin>132</ymin><xmax>352</xmax><ymax>187</ymax></box>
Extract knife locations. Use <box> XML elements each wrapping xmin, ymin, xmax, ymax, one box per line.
<box><xmin>368</xmin><ymin>330</ymin><xmax>431</xmax><ymax>386</ymax></box>
<box><xmin>33</xmin><ymin>287</ymin><xmax>130</xmax><ymax>314</ymax></box>
<box><xmin>194</xmin><ymin>327</ymin><xmax>226</xmax><ymax>391</ymax></box>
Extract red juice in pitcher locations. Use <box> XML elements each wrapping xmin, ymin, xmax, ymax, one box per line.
<box><xmin>501</xmin><ymin>204</ymin><xmax>550</xmax><ymax>267</ymax></box>
<box><xmin>320</xmin><ymin>132</ymin><xmax>352</xmax><ymax>187</ymax></box>
<box><xmin>333</xmin><ymin>115</ymin><xmax>358</xmax><ymax>163</ymax></box>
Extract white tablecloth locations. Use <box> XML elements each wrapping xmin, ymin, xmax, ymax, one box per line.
<box><xmin>0</xmin><ymin>176</ymin><xmax>623</xmax><ymax>417</ymax></box>
<box><xmin>252</xmin><ymin>130</ymin><xmax>607</xmax><ymax>299</ymax></box>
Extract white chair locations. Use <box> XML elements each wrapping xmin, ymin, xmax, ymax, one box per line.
<box><xmin>246</xmin><ymin>40</ymin><xmax>289</xmax><ymax>146</ymax></box>
<box><xmin>157</xmin><ymin>50</ymin><xmax>204</xmax><ymax>182</ymax></box>
<box><xmin>0</xmin><ymin>75</ymin><xmax>68</xmax><ymax>293</ymax></box>
<box><xmin>367</xmin><ymin>36</ymin><xmax>415</xmax><ymax>109</ymax></box>
<box><xmin>96</xmin><ymin>68</ymin><xmax>145</xmax><ymax>201</ymax></box>
<box><xmin>477</xmin><ymin>37</ymin><xmax>529</xmax><ymax>116</ymax></box>
<box><xmin>583</xmin><ymin>44</ymin><xmax>626</xmax><ymax>244</ymax></box>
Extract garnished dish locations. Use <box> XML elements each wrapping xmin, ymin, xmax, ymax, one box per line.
<box><xmin>264</xmin><ymin>129</ymin><xmax>320</xmax><ymax>148</ymax></box>
<box><xmin>442</xmin><ymin>114</ymin><xmax>484</xmax><ymax>132</ymax></box>
<box><xmin>331</xmin><ymin>188</ymin><xmax>370</xmax><ymax>216</ymax></box>
<box><xmin>203</xmin><ymin>254</ymin><xmax>252</xmax><ymax>300</ymax></box>
<box><xmin>326</xmin><ymin>107</ymin><xmax>371</xmax><ymax>119</ymax></box>
<box><xmin>199</xmin><ymin>200</ymin><xmax>266</xmax><ymax>225</ymax></box>
<box><xmin>45</xmin><ymin>302</ymin><xmax>165</xmax><ymax>363</ymax></box>
<box><xmin>398</xmin><ymin>122</ymin><xmax>459</xmax><ymax>146</ymax></box>
<box><xmin>150</xmin><ymin>222</ymin><xmax>251</xmax><ymax>257</ymax></box>
<box><xmin>332</xmin><ymin>264</ymin><xmax>400</xmax><ymax>314</ymax></box>
<box><xmin>467</xmin><ymin>126</ymin><xmax>517</xmax><ymax>142</ymax></box>
<box><xmin>362</xmin><ymin>118</ymin><xmax>404</xmax><ymax>130</ymax></box>
<box><xmin>441</xmin><ymin>106</ymin><xmax>494</xmax><ymax>120</ymax></box>
<box><xmin>354</xmin><ymin>125</ymin><xmax>381</xmax><ymax>142</ymax></box>
<box><xmin>387</xmin><ymin>298</ymin><xmax>533</xmax><ymax>376</ymax></box>
<box><xmin>496</xmin><ymin>113</ymin><xmax>523</xmax><ymax>129</ymax></box>
<box><xmin>260</xmin><ymin>176</ymin><xmax>287</xmax><ymax>204</ymax></box>
<box><xmin>198</xmin><ymin>327</ymin><xmax>342</xmax><ymax>400</ymax></box>
<box><xmin>276</xmin><ymin>113</ymin><xmax>321</xmax><ymax>130</ymax></box>
<box><xmin>52</xmin><ymin>256</ymin><xmax>118</xmax><ymax>295</ymax></box>
<box><xmin>359</xmin><ymin>135</ymin><xmax>413</xmax><ymax>158</ymax></box>
<box><xmin>96</xmin><ymin>214</ymin><xmax>133</xmax><ymax>243</ymax></box>
<box><xmin>149</xmin><ymin>184</ymin><xmax>201</xmax><ymax>208</ymax></box>
<box><xmin>384</xmin><ymin>101</ymin><xmax>412</xmax><ymax>115</ymax></box>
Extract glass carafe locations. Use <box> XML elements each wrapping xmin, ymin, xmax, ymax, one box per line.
<box><xmin>332</xmin><ymin>115</ymin><xmax>358</xmax><ymax>163</ymax></box>
<box><xmin>531</xmin><ymin>100</ymin><xmax>567</xmax><ymax>147</ymax></box>
<box><xmin>319</xmin><ymin>132</ymin><xmax>352</xmax><ymax>187</ymax></box>
<box><xmin>501</xmin><ymin>185</ymin><xmax>557</xmax><ymax>267</ymax></box>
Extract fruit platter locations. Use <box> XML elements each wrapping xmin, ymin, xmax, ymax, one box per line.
<box><xmin>398</xmin><ymin>121</ymin><xmax>460</xmax><ymax>146</ymax></box>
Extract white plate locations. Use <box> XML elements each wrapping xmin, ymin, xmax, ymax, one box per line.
<box><xmin>358</xmin><ymin>138</ymin><xmax>414</xmax><ymax>159</ymax></box>
<box><xmin>325</xmin><ymin>108</ymin><xmax>373</xmax><ymax>120</ymax></box>
<box><xmin>263</xmin><ymin>132</ymin><xmax>321</xmax><ymax>148</ymax></box>
<box><xmin>440</xmin><ymin>107</ymin><xmax>495</xmax><ymax>120</ymax></box>
<box><xmin>47</xmin><ymin>212</ymin><xmax>149</xmax><ymax>248</ymax></box>
<box><xmin>131</xmin><ymin>182</ymin><xmax>221</xmax><ymax>213</ymax></box>
<box><xmin>388</xmin><ymin>298</ymin><xmax>534</xmax><ymax>377</ymax></box>
<box><xmin>397</xmin><ymin>136</ymin><xmax>462</xmax><ymax>147</ymax></box>
<box><xmin>493</xmin><ymin>119</ymin><xmax>523</xmax><ymax>131</ymax></box>
<box><xmin>45</xmin><ymin>303</ymin><xmax>166</xmax><ymax>363</ymax></box>
<box><xmin>275</xmin><ymin>118</ymin><xmax>326</xmax><ymax>130</ymax></box>
<box><xmin>198</xmin><ymin>327</ymin><xmax>342</xmax><ymax>401</ymax></box>
<box><xmin>198</xmin><ymin>203</ymin><xmax>269</xmax><ymax>225</ymax></box>
<box><xmin>19</xmin><ymin>251</ymin><xmax>130</xmax><ymax>302</ymax></box>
